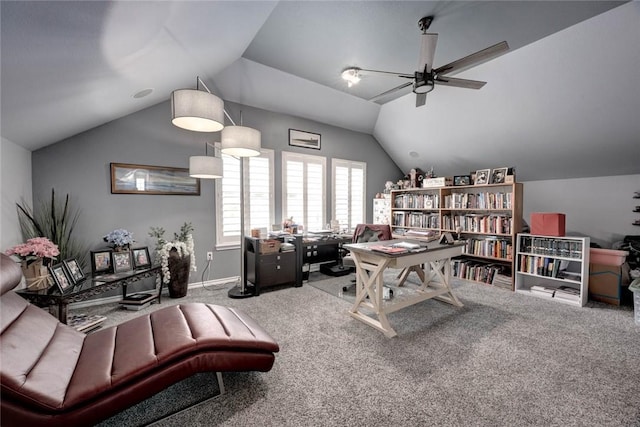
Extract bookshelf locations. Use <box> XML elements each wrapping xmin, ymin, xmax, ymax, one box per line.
<box><xmin>390</xmin><ymin>182</ymin><xmax>523</xmax><ymax>289</ymax></box>
<box><xmin>514</xmin><ymin>234</ymin><xmax>590</xmax><ymax>306</ymax></box>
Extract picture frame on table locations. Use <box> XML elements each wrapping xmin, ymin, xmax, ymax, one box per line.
<box><xmin>91</xmin><ymin>250</ymin><xmax>113</xmax><ymax>275</ymax></box>
<box><xmin>63</xmin><ymin>258</ymin><xmax>85</xmax><ymax>284</ymax></box>
<box><xmin>289</xmin><ymin>129</ymin><xmax>321</xmax><ymax>150</ymax></box>
<box><xmin>49</xmin><ymin>263</ymin><xmax>73</xmax><ymax>293</ymax></box>
<box><xmin>474</xmin><ymin>169</ymin><xmax>490</xmax><ymax>185</ymax></box>
<box><xmin>131</xmin><ymin>247</ymin><xmax>151</xmax><ymax>269</ymax></box>
<box><xmin>490</xmin><ymin>167</ymin><xmax>508</xmax><ymax>184</ymax></box>
<box><xmin>112</xmin><ymin>251</ymin><xmax>133</xmax><ymax>273</ymax></box>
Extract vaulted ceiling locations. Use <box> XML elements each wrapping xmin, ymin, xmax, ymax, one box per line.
<box><xmin>2</xmin><ymin>1</ymin><xmax>638</xmax><ymax>182</ymax></box>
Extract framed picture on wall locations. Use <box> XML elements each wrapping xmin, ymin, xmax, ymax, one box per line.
<box><xmin>110</xmin><ymin>163</ymin><xmax>201</xmax><ymax>195</ymax></box>
<box><xmin>289</xmin><ymin>129</ymin><xmax>321</xmax><ymax>150</ymax></box>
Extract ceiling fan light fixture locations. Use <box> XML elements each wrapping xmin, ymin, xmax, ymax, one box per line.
<box><xmin>341</xmin><ymin>68</ymin><xmax>361</xmax><ymax>87</ymax></box>
<box><xmin>413</xmin><ymin>72</ymin><xmax>434</xmax><ymax>95</ymax></box>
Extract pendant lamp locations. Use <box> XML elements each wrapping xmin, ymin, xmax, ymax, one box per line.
<box><xmin>220</xmin><ymin>125</ymin><xmax>261</xmax><ymax>157</ymax></box>
<box><xmin>171</xmin><ymin>77</ymin><xmax>224</xmax><ymax>132</ymax></box>
<box><xmin>189</xmin><ymin>142</ymin><xmax>222</xmax><ymax>179</ymax></box>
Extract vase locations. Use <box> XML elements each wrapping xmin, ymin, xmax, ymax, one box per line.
<box><xmin>21</xmin><ymin>259</ymin><xmax>52</xmax><ymax>291</ymax></box>
<box><xmin>167</xmin><ymin>248</ymin><xmax>190</xmax><ymax>298</ymax></box>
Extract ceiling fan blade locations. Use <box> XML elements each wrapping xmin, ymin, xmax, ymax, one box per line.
<box><xmin>416</xmin><ymin>93</ymin><xmax>427</xmax><ymax>107</ymax></box>
<box><xmin>434</xmin><ymin>41</ymin><xmax>509</xmax><ymax>77</ymax></box>
<box><xmin>368</xmin><ymin>81</ymin><xmax>413</xmax><ymax>102</ymax></box>
<box><xmin>435</xmin><ymin>76</ymin><xmax>486</xmax><ymax>89</ymax></box>
<box><xmin>418</xmin><ymin>33</ymin><xmax>438</xmax><ymax>73</ymax></box>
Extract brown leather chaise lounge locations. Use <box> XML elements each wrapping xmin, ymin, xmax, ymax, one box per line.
<box><xmin>0</xmin><ymin>253</ymin><xmax>279</xmax><ymax>426</ymax></box>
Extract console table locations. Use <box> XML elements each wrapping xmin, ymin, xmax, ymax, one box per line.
<box><xmin>343</xmin><ymin>240</ymin><xmax>465</xmax><ymax>337</ymax></box>
<box><xmin>17</xmin><ymin>266</ymin><xmax>162</xmax><ymax>324</ymax></box>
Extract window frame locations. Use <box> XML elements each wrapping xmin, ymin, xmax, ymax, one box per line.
<box><xmin>331</xmin><ymin>158</ymin><xmax>367</xmax><ymax>232</ymax></box>
<box><xmin>281</xmin><ymin>151</ymin><xmax>327</xmax><ymax>233</ymax></box>
<box><xmin>215</xmin><ymin>148</ymin><xmax>275</xmax><ymax>249</ymax></box>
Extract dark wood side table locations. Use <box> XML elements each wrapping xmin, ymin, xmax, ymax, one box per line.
<box><xmin>17</xmin><ymin>265</ymin><xmax>162</xmax><ymax>324</ymax></box>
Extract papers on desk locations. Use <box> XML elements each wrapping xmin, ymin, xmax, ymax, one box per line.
<box><xmin>370</xmin><ymin>242</ymin><xmax>427</xmax><ymax>254</ymax></box>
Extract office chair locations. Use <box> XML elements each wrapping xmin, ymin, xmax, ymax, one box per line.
<box><xmin>342</xmin><ymin>224</ymin><xmax>392</xmax><ymax>293</ymax></box>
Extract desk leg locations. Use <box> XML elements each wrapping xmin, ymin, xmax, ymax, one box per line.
<box><xmin>348</xmin><ymin>254</ymin><xmax>396</xmax><ymax>338</ymax></box>
<box><xmin>421</xmin><ymin>259</ymin><xmax>462</xmax><ymax>307</ymax></box>
<box><xmin>397</xmin><ymin>265</ymin><xmax>426</xmax><ymax>287</ymax></box>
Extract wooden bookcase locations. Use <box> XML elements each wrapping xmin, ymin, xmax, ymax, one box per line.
<box><xmin>514</xmin><ymin>234</ymin><xmax>590</xmax><ymax>306</ymax></box>
<box><xmin>390</xmin><ymin>182</ymin><xmax>523</xmax><ymax>289</ymax></box>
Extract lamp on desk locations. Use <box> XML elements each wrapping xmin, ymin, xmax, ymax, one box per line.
<box><xmin>222</xmin><ymin>114</ymin><xmax>261</xmax><ymax>299</ymax></box>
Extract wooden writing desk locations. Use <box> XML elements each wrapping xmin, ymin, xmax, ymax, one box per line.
<box><xmin>343</xmin><ymin>240</ymin><xmax>465</xmax><ymax>337</ymax></box>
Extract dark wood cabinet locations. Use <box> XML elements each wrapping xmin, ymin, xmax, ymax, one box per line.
<box><xmin>245</xmin><ymin>236</ymin><xmax>302</xmax><ymax>295</ymax></box>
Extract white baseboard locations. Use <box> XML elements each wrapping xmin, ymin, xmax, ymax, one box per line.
<box><xmin>69</xmin><ymin>276</ymin><xmax>240</xmax><ymax>310</ymax></box>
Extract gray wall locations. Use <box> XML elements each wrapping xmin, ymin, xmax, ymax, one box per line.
<box><xmin>523</xmin><ymin>174</ymin><xmax>640</xmax><ymax>248</ymax></box>
<box><xmin>30</xmin><ymin>100</ymin><xmax>403</xmax><ymax>282</ymax></box>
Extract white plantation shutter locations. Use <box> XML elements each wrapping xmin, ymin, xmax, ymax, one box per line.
<box><xmin>282</xmin><ymin>151</ymin><xmax>326</xmax><ymax>232</ymax></box>
<box><xmin>332</xmin><ymin>159</ymin><xmax>366</xmax><ymax>232</ymax></box>
<box><xmin>216</xmin><ymin>149</ymin><xmax>274</xmax><ymax>247</ymax></box>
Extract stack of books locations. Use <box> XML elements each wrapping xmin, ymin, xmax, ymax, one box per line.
<box><xmin>67</xmin><ymin>314</ymin><xmax>107</xmax><ymax>333</ymax></box>
<box><xmin>119</xmin><ymin>293</ymin><xmax>155</xmax><ymax>311</ymax></box>
<box><xmin>554</xmin><ymin>286</ymin><xmax>580</xmax><ymax>303</ymax></box>
<box><xmin>530</xmin><ymin>285</ymin><xmax>555</xmax><ymax>298</ymax></box>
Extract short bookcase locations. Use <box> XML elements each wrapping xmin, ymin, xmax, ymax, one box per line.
<box><xmin>514</xmin><ymin>233</ymin><xmax>590</xmax><ymax>306</ymax></box>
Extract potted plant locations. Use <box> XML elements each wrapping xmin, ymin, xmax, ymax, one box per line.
<box><xmin>103</xmin><ymin>228</ymin><xmax>134</xmax><ymax>252</ymax></box>
<box><xmin>149</xmin><ymin>222</ymin><xmax>196</xmax><ymax>298</ymax></box>
<box><xmin>4</xmin><ymin>237</ymin><xmax>60</xmax><ymax>290</ymax></box>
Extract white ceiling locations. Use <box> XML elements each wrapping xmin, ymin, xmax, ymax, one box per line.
<box><xmin>2</xmin><ymin>1</ymin><xmax>638</xmax><ymax>182</ymax></box>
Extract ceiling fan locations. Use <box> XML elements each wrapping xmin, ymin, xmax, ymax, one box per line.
<box><xmin>341</xmin><ymin>16</ymin><xmax>509</xmax><ymax>107</ymax></box>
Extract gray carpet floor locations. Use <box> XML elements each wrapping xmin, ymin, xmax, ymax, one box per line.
<box><xmin>77</xmin><ymin>271</ymin><xmax>640</xmax><ymax>427</ymax></box>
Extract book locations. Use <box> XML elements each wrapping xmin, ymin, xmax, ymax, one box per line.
<box><xmin>370</xmin><ymin>245</ymin><xmax>408</xmax><ymax>254</ymax></box>
<box><xmin>530</xmin><ymin>285</ymin><xmax>554</xmax><ymax>298</ymax></box>
<box><xmin>120</xmin><ymin>293</ymin><xmax>155</xmax><ymax>305</ymax></box>
<box><xmin>120</xmin><ymin>301</ymin><xmax>152</xmax><ymax>311</ymax></box>
<box><xmin>67</xmin><ymin>314</ymin><xmax>107</xmax><ymax>333</ymax></box>
<box><xmin>392</xmin><ymin>241</ymin><xmax>421</xmax><ymax>250</ymax></box>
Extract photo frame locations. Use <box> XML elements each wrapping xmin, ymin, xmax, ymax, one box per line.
<box><xmin>454</xmin><ymin>175</ymin><xmax>471</xmax><ymax>186</ymax></box>
<box><xmin>474</xmin><ymin>169</ymin><xmax>490</xmax><ymax>185</ymax></box>
<box><xmin>63</xmin><ymin>258</ymin><xmax>85</xmax><ymax>284</ymax></box>
<box><xmin>490</xmin><ymin>167</ymin><xmax>508</xmax><ymax>184</ymax></box>
<box><xmin>91</xmin><ymin>250</ymin><xmax>113</xmax><ymax>275</ymax></box>
<box><xmin>112</xmin><ymin>251</ymin><xmax>133</xmax><ymax>273</ymax></box>
<box><xmin>131</xmin><ymin>247</ymin><xmax>152</xmax><ymax>269</ymax></box>
<box><xmin>111</xmin><ymin>162</ymin><xmax>201</xmax><ymax>195</ymax></box>
<box><xmin>49</xmin><ymin>263</ymin><xmax>73</xmax><ymax>293</ymax></box>
<box><xmin>289</xmin><ymin>129</ymin><xmax>321</xmax><ymax>150</ymax></box>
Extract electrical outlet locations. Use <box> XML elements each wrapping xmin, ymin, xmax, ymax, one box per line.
<box><xmin>206</xmin><ymin>251</ymin><xmax>213</xmax><ymax>261</ymax></box>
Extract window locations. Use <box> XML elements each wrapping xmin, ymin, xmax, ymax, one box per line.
<box><xmin>216</xmin><ymin>149</ymin><xmax>274</xmax><ymax>247</ymax></box>
<box><xmin>282</xmin><ymin>151</ymin><xmax>326</xmax><ymax>232</ymax></box>
<box><xmin>332</xmin><ymin>159</ymin><xmax>366</xmax><ymax>231</ymax></box>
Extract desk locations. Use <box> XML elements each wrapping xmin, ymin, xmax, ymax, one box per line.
<box><xmin>17</xmin><ymin>266</ymin><xmax>162</xmax><ymax>324</ymax></box>
<box><xmin>343</xmin><ymin>240</ymin><xmax>465</xmax><ymax>337</ymax></box>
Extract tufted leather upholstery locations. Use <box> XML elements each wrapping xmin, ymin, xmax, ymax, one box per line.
<box><xmin>0</xmin><ymin>253</ymin><xmax>279</xmax><ymax>426</ymax></box>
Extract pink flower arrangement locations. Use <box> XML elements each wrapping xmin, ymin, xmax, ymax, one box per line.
<box><xmin>5</xmin><ymin>237</ymin><xmax>60</xmax><ymax>263</ymax></box>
